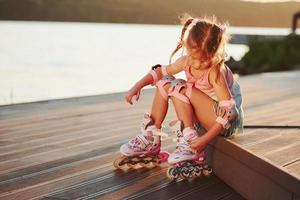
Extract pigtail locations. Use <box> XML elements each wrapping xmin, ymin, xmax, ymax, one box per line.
<box><xmin>207</xmin><ymin>25</ymin><xmax>222</xmax><ymax>56</ymax></box>
<box><xmin>213</xmin><ymin>58</ymin><xmax>225</xmax><ymax>84</ymax></box>
<box><xmin>169</xmin><ymin>18</ymin><xmax>193</xmax><ymax>64</ymax></box>
<box><xmin>212</xmin><ymin>40</ymin><xmax>227</xmax><ymax>84</ymax></box>
<box><xmin>207</xmin><ymin>22</ymin><xmax>229</xmax><ymax>83</ymax></box>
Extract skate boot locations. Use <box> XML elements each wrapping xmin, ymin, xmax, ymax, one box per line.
<box><xmin>166</xmin><ymin>120</ymin><xmax>213</xmax><ymax>180</ymax></box>
<box><xmin>113</xmin><ymin>113</ymin><xmax>169</xmax><ymax>169</ymax></box>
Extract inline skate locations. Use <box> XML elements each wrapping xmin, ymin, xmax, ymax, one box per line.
<box><xmin>113</xmin><ymin>113</ymin><xmax>169</xmax><ymax>169</ymax></box>
<box><xmin>166</xmin><ymin>120</ymin><xmax>213</xmax><ymax>180</ymax></box>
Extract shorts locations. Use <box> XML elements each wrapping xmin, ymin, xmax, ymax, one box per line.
<box><xmin>194</xmin><ymin>80</ymin><xmax>244</xmax><ymax>138</ymax></box>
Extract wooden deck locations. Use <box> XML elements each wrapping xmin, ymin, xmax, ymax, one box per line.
<box><xmin>0</xmin><ymin>70</ymin><xmax>299</xmax><ymax>200</ymax></box>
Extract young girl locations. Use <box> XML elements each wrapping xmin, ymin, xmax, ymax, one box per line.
<box><xmin>116</xmin><ymin>14</ymin><xmax>244</xmax><ymax>171</ymax></box>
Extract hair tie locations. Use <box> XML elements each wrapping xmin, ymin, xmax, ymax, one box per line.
<box><xmin>191</xmin><ymin>18</ymin><xmax>201</xmax><ymax>26</ymax></box>
<box><xmin>183</xmin><ymin>18</ymin><xmax>201</xmax><ymax>41</ymax></box>
<box><xmin>219</xmin><ymin>24</ymin><xmax>226</xmax><ymax>32</ymax></box>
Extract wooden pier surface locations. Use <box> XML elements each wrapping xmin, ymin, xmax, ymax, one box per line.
<box><xmin>0</xmin><ymin>70</ymin><xmax>299</xmax><ymax>200</ymax></box>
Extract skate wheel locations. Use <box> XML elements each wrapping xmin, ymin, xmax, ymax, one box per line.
<box><xmin>166</xmin><ymin>167</ymin><xmax>178</xmax><ymax>181</ymax></box>
<box><xmin>139</xmin><ymin>162</ymin><xmax>153</xmax><ymax>168</ymax></box>
<box><xmin>139</xmin><ymin>162</ymin><xmax>146</xmax><ymax>167</ymax></box>
<box><xmin>180</xmin><ymin>166</ymin><xmax>193</xmax><ymax>180</ymax></box>
<box><xmin>113</xmin><ymin>155</ymin><xmax>126</xmax><ymax>169</ymax></box>
<box><xmin>203</xmin><ymin>165</ymin><xmax>213</xmax><ymax>176</ymax></box>
<box><xmin>158</xmin><ymin>151</ymin><xmax>169</xmax><ymax>163</ymax></box>
<box><xmin>148</xmin><ymin>162</ymin><xmax>158</xmax><ymax>168</ymax></box>
<box><xmin>126</xmin><ymin>163</ymin><xmax>136</xmax><ymax>168</ymax></box>
<box><xmin>141</xmin><ymin>156</ymin><xmax>156</xmax><ymax>168</ymax></box>
<box><xmin>192</xmin><ymin>165</ymin><xmax>202</xmax><ymax>177</ymax></box>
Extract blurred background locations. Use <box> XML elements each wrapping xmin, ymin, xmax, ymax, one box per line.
<box><xmin>0</xmin><ymin>0</ymin><xmax>299</xmax><ymax>105</ymax></box>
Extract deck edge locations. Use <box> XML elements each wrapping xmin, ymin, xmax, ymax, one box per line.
<box><xmin>206</xmin><ymin>135</ymin><xmax>300</xmax><ymax>200</ymax></box>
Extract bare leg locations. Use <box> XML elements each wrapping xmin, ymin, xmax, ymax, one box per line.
<box><xmin>150</xmin><ymin>83</ymin><xmax>217</xmax><ymax>131</ymax></box>
<box><xmin>170</xmin><ymin>88</ymin><xmax>195</xmax><ymax>128</ymax></box>
<box><xmin>150</xmin><ymin>88</ymin><xmax>169</xmax><ymax>129</ymax></box>
<box><xmin>166</xmin><ymin>86</ymin><xmax>217</xmax><ymax>131</ymax></box>
<box><xmin>189</xmin><ymin>87</ymin><xmax>218</xmax><ymax>130</ymax></box>
<box><xmin>166</xmin><ymin>86</ymin><xmax>204</xmax><ymax>166</ymax></box>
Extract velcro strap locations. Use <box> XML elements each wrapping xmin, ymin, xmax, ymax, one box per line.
<box><xmin>219</xmin><ymin>98</ymin><xmax>235</xmax><ymax>108</ymax></box>
<box><xmin>139</xmin><ymin>135</ymin><xmax>150</xmax><ymax>147</ymax></box>
<box><xmin>168</xmin><ymin>85</ymin><xmax>190</xmax><ymax>104</ymax></box>
<box><xmin>161</xmin><ymin>65</ymin><xmax>168</xmax><ymax>76</ymax></box>
<box><xmin>156</xmin><ymin>79</ymin><xmax>170</xmax><ymax>100</ymax></box>
<box><xmin>216</xmin><ymin>116</ymin><xmax>230</xmax><ymax>129</ymax></box>
<box><xmin>183</xmin><ymin>127</ymin><xmax>197</xmax><ymax>141</ymax></box>
<box><xmin>149</xmin><ymin>70</ymin><xmax>158</xmax><ymax>85</ymax></box>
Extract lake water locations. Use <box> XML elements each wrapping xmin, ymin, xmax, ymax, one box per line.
<box><xmin>0</xmin><ymin>21</ymin><xmax>293</xmax><ymax>105</ymax></box>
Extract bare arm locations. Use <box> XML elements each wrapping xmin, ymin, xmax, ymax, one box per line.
<box><xmin>125</xmin><ymin>56</ymin><xmax>186</xmax><ymax>104</ymax></box>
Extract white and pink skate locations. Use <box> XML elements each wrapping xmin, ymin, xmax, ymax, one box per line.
<box><xmin>113</xmin><ymin>113</ymin><xmax>169</xmax><ymax>169</ymax></box>
<box><xmin>166</xmin><ymin>120</ymin><xmax>213</xmax><ymax>180</ymax></box>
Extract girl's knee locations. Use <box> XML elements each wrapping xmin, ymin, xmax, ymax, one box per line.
<box><xmin>168</xmin><ymin>79</ymin><xmax>191</xmax><ymax>104</ymax></box>
<box><xmin>162</xmin><ymin>82</ymin><xmax>171</xmax><ymax>90</ymax></box>
<box><xmin>155</xmin><ymin>75</ymin><xmax>175</xmax><ymax>101</ymax></box>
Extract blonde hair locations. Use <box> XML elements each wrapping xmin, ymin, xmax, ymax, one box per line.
<box><xmin>169</xmin><ymin>13</ymin><xmax>231</xmax><ymax>82</ymax></box>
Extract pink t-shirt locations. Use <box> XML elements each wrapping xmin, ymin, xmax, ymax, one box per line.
<box><xmin>184</xmin><ymin>63</ymin><xmax>234</xmax><ymax>101</ymax></box>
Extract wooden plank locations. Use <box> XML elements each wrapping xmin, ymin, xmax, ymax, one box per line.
<box><xmin>0</xmin><ymin>114</ymin><xmax>176</xmax><ymax>159</ymax></box>
<box><xmin>95</xmin><ymin>171</ymin><xmax>168</xmax><ymax>200</ymax></box>
<box><xmin>0</xmin><ymin>89</ymin><xmax>155</xmax><ymax>119</ymax></box>
<box><xmin>0</xmin><ymin>126</ymin><xmax>135</xmax><ymax>162</ymax></box>
<box><xmin>1</xmin><ymin>104</ymin><xmax>150</xmax><ymax>135</ymax></box>
<box><xmin>0</xmin><ymin>97</ymin><xmax>153</xmax><ymax>129</ymax></box>
<box><xmin>0</xmin><ymin>153</ymin><xmax>112</xmax><ymax>193</ymax></box>
<box><xmin>0</xmin><ymin>114</ymin><xmax>144</xmax><ymax>147</ymax></box>
<box><xmin>0</xmin><ymin>107</ymin><xmax>176</xmax><ymax>140</ymax></box>
<box><xmin>245</xmin><ymin>131</ymin><xmax>300</xmax><ymax>156</ymax></box>
<box><xmin>42</xmin><ymin>168</ymin><xmax>166</xmax><ymax>200</ymax></box>
<box><xmin>285</xmin><ymin>160</ymin><xmax>300</xmax><ymax>179</ymax></box>
<box><xmin>209</xmin><ymin>136</ymin><xmax>300</xmax><ymax>197</ymax></box>
<box><xmin>0</xmin><ymin>145</ymin><xmax>177</xmax><ymax>200</ymax></box>
<box><xmin>231</xmin><ymin>130</ymin><xmax>285</xmax><ymax>146</ymax></box>
<box><xmin>0</xmin><ymin>166</ymin><xmax>122</xmax><ymax>200</ymax></box>
<box><xmin>119</xmin><ymin>175</ymin><xmax>244</xmax><ymax>200</ymax></box>
<box><xmin>206</xmin><ymin>143</ymin><xmax>293</xmax><ymax>200</ymax></box>
<box><xmin>265</xmin><ymin>143</ymin><xmax>300</xmax><ymax>167</ymax></box>
<box><xmin>245</xmin><ymin>106</ymin><xmax>299</xmax><ymax>123</ymax></box>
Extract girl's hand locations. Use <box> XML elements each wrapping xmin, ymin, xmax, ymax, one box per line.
<box><xmin>125</xmin><ymin>86</ymin><xmax>141</xmax><ymax>105</ymax></box>
<box><xmin>189</xmin><ymin>135</ymin><xmax>208</xmax><ymax>153</ymax></box>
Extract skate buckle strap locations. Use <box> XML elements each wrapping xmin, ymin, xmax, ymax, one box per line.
<box><xmin>219</xmin><ymin>98</ymin><xmax>235</xmax><ymax>107</ymax></box>
<box><xmin>175</xmin><ymin>138</ymin><xmax>195</xmax><ymax>154</ymax></box>
<box><xmin>216</xmin><ymin>117</ymin><xmax>230</xmax><ymax>129</ymax></box>
<box><xmin>182</xmin><ymin>127</ymin><xmax>197</xmax><ymax>139</ymax></box>
<box><xmin>153</xmin><ymin>128</ymin><xmax>169</xmax><ymax>140</ymax></box>
<box><xmin>140</xmin><ymin>113</ymin><xmax>154</xmax><ymax>133</ymax></box>
<box><xmin>128</xmin><ymin>134</ymin><xmax>151</xmax><ymax>150</ymax></box>
<box><xmin>156</xmin><ymin>80</ymin><xmax>170</xmax><ymax>100</ymax></box>
<box><xmin>138</xmin><ymin>134</ymin><xmax>151</xmax><ymax>147</ymax></box>
<box><xmin>144</xmin><ymin>123</ymin><xmax>170</xmax><ymax>141</ymax></box>
<box><xmin>176</xmin><ymin>127</ymin><xmax>198</xmax><ymax>154</ymax></box>
<box><xmin>155</xmin><ymin>75</ymin><xmax>175</xmax><ymax>101</ymax></box>
<box><xmin>168</xmin><ymin>85</ymin><xmax>190</xmax><ymax>104</ymax></box>
<box><xmin>216</xmin><ymin>98</ymin><xmax>238</xmax><ymax>129</ymax></box>
<box><xmin>161</xmin><ymin>65</ymin><xmax>168</xmax><ymax>76</ymax></box>
<box><xmin>148</xmin><ymin>69</ymin><xmax>158</xmax><ymax>86</ymax></box>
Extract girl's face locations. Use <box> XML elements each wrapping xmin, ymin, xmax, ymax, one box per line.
<box><xmin>184</xmin><ymin>37</ymin><xmax>196</xmax><ymax>54</ymax></box>
<box><xmin>184</xmin><ymin>38</ymin><xmax>201</xmax><ymax>59</ymax></box>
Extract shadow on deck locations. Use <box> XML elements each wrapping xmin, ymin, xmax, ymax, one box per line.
<box><xmin>0</xmin><ymin>70</ymin><xmax>299</xmax><ymax>200</ymax></box>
